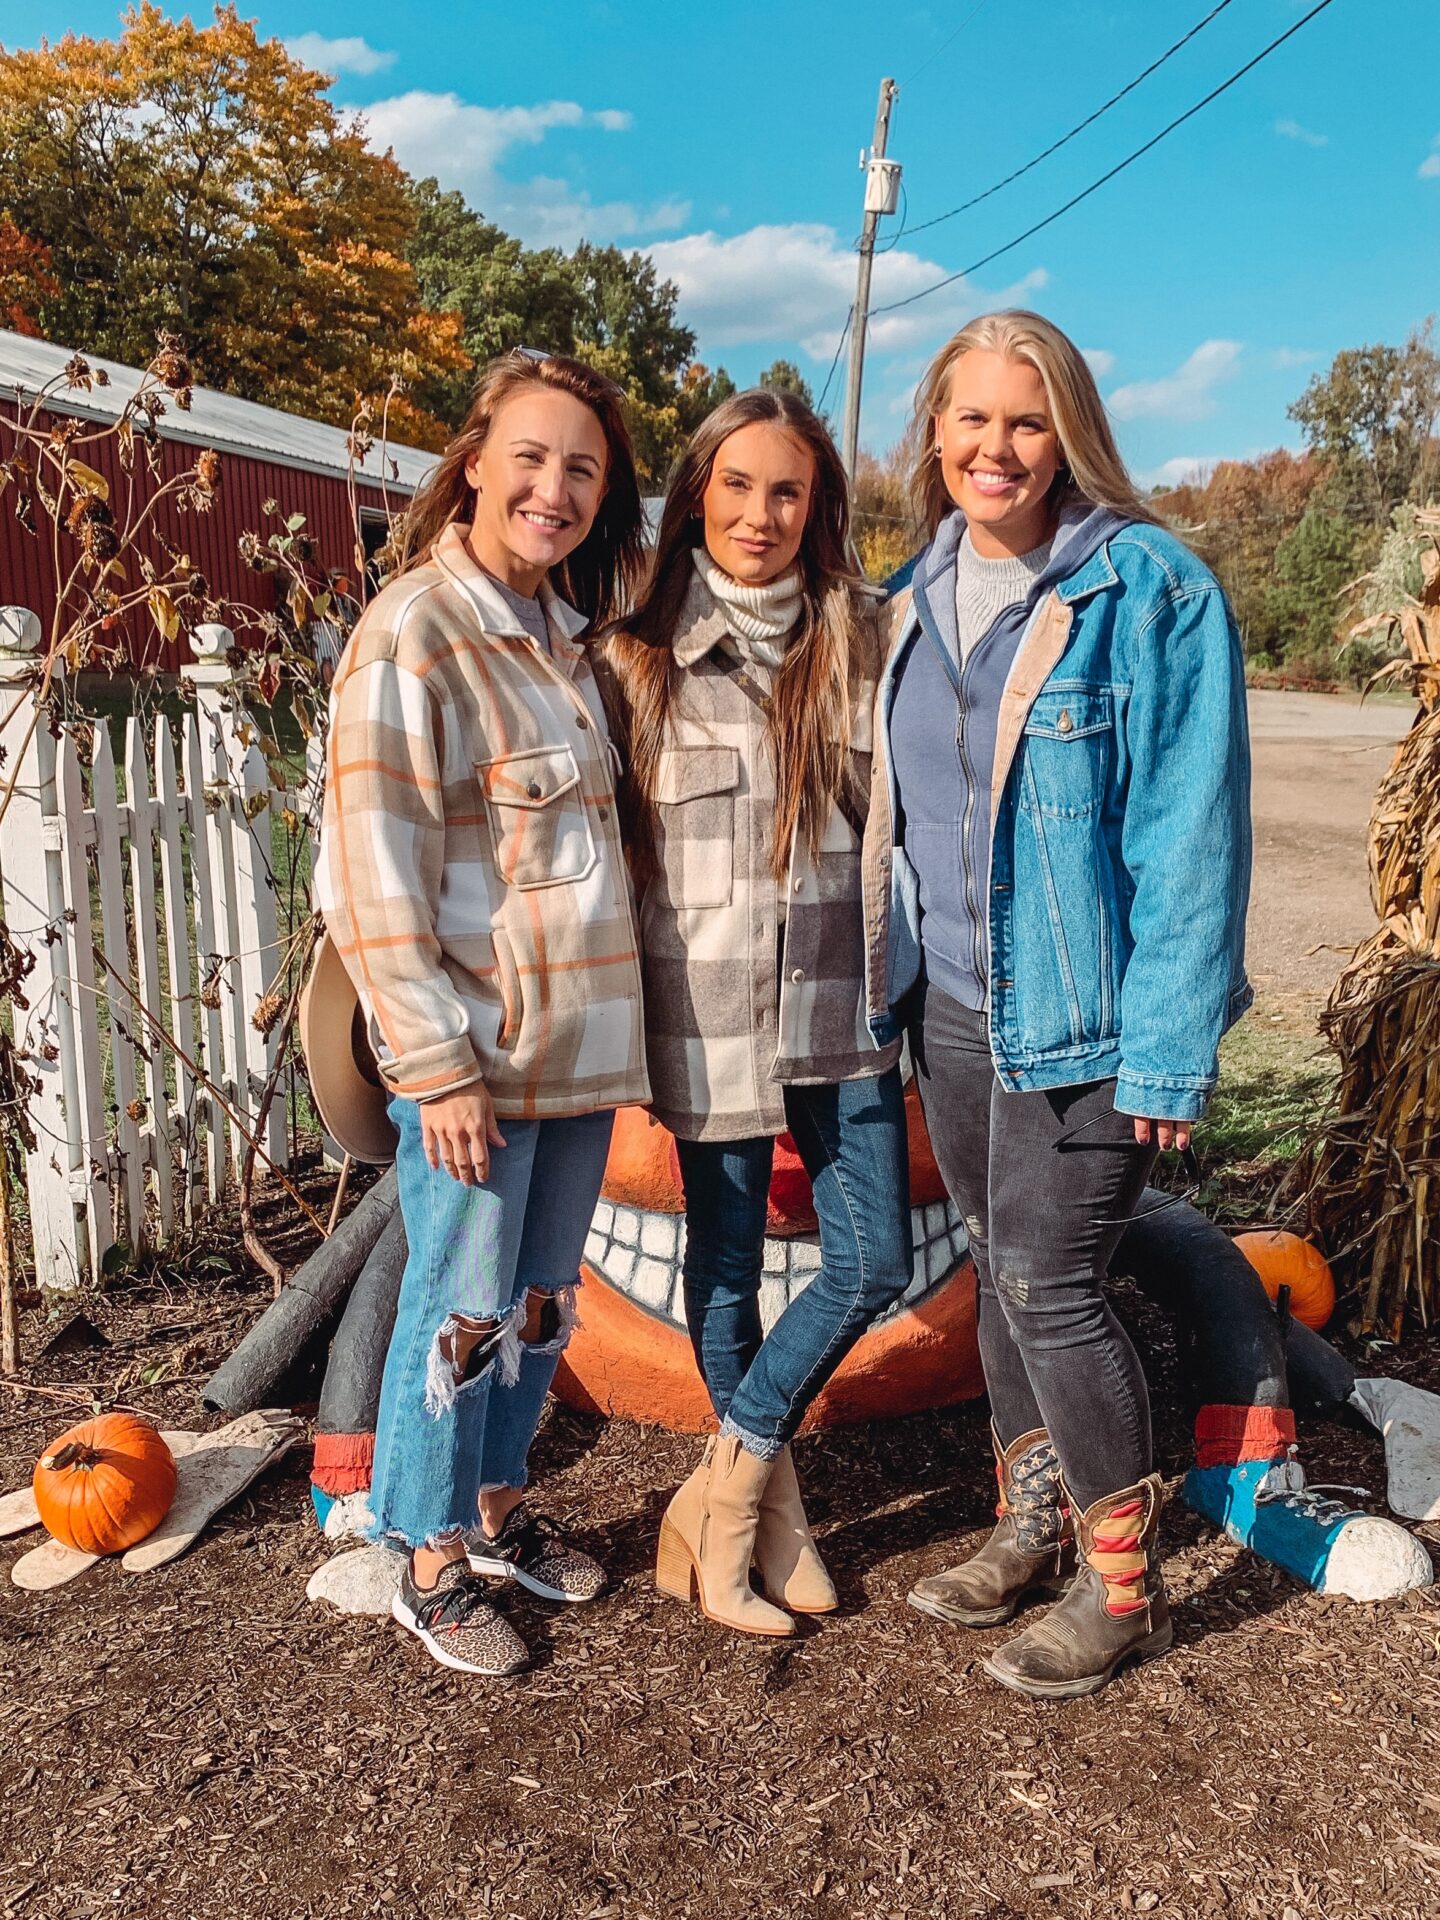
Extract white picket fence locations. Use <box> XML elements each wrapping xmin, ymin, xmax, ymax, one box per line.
<box><xmin>0</xmin><ymin>608</ymin><xmax>319</xmax><ymax>1289</ymax></box>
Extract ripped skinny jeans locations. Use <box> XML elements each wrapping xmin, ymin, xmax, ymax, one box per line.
<box><xmin>911</xmin><ymin>985</ymin><xmax>1157</xmax><ymax>1513</ymax></box>
<box><xmin>366</xmin><ymin>1096</ymin><xmax>614</xmax><ymax>1550</ymax></box>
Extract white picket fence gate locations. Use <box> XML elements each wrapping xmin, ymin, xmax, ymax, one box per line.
<box><xmin>0</xmin><ymin>607</ymin><xmax>319</xmax><ymax>1290</ymax></box>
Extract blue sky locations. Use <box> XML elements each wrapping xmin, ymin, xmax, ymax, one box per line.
<box><xmin>30</xmin><ymin>1</ymin><xmax>1440</xmax><ymax>479</ymax></box>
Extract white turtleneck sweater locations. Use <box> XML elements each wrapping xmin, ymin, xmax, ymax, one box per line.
<box><xmin>692</xmin><ymin>548</ymin><xmax>803</xmax><ymax>667</ymax></box>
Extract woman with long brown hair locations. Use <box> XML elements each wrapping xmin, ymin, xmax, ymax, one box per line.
<box><xmin>601</xmin><ymin>388</ymin><xmax>912</xmax><ymax>1638</ymax></box>
<box><xmin>316</xmin><ymin>349</ymin><xmax>649</xmax><ymax>1675</ymax></box>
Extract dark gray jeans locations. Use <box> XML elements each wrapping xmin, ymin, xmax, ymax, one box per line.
<box><xmin>911</xmin><ymin>983</ymin><xmax>1158</xmax><ymax>1511</ymax></box>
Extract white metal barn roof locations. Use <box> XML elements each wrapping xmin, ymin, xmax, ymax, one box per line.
<box><xmin>0</xmin><ymin>328</ymin><xmax>439</xmax><ymax>493</ymax></box>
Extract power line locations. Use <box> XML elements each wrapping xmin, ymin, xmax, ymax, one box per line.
<box><xmin>895</xmin><ymin>0</ymin><xmax>1239</xmax><ymax>244</ymax></box>
<box><xmin>901</xmin><ymin>0</ymin><xmax>995</xmax><ymax>89</ymax></box>
<box><xmin>816</xmin><ymin>307</ymin><xmax>853</xmax><ymax>417</ymax></box>
<box><xmin>870</xmin><ymin>0</ymin><xmax>1338</xmax><ymax>320</ymax></box>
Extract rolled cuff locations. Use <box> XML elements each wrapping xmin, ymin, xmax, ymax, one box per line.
<box><xmin>378</xmin><ymin>1034</ymin><xmax>486</xmax><ymax>1102</ymax></box>
<box><xmin>1113</xmin><ymin>1067</ymin><xmax>1212</xmax><ymax>1125</ymax></box>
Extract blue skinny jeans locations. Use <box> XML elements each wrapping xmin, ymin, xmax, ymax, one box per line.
<box><xmin>674</xmin><ymin>1066</ymin><xmax>912</xmax><ymax>1460</ymax></box>
<box><xmin>366</xmin><ymin>1096</ymin><xmax>614</xmax><ymax>1550</ymax></box>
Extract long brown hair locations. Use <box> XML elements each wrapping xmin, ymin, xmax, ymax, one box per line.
<box><xmin>603</xmin><ymin>387</ymin><xmax>868</xmax><ymax>883</ymax></box>
<box><xmin>396</xmin><ymin>350</ymin><xmax>647</xmax><ymax>629</ymax></box>
<box><xmin>908</xmin><ymin>309</ymin><xmax>1160</xmax><ymax>542</ymax></box>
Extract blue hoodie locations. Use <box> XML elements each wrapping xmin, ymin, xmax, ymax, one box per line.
<box><xmin>888</xmin><ymin>503</ymin><xmax>1128</xmax><ymax>1010</ymax></box>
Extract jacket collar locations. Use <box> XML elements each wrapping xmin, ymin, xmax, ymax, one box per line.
<box><xmin>432</xmin><ymin>521</ymin><xmax>589</xmax><ymax>648</ymax></box>
<box><xmin>911</xmin><ymin>504</ymin><xmax>1128</xmax><ymax>611</ymax></box>
<box><xmin>670</xmin><ymin>567</ymin><xmax>734</xmax><ymax>670</ymax></box>
<box><xmin>1054</xmin><ymin>545</ymin><xmax>1120</xmax><ymax>605</ymax></box>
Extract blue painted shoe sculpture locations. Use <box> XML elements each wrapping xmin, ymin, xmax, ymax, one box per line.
<box><xmin>1184</xmin><ymin>1404</ymin><xmax>1432</xmax><ymax>1602</ymax></box>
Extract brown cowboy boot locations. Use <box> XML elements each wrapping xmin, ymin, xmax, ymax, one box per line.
<box><xmin>983</xmin><ymin>1473</ymin><xmax>1173</xmax><ymax>1699</ymax></box>
<box><xmin>908</xmin><ymin>1424</ymin><xmax>1074</xmax><ymax>1627</ymax></box>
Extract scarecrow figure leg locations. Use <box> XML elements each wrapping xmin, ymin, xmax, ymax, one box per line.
<box><xmin>1114</xmin><ymin>1194</ymin><xmax>1434</xmax><ymax>1600</ymax></box>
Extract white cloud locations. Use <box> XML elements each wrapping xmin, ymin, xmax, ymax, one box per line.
<box><xmin>646</xmin><ymin>221</ymin><xmax>1046</xmax><ymax>360</ymax></box>
<box><xmin>1272</xmin><ymin>346</ymin><xmax>1316</xmax><ymax>369</ymax></box>
<box><xmin>285</xmin><ymin>33</ymin><xmax>396</xmax><ymax>76</ymax></box>
<box><xmin>1082</xmin><ymin>348</ymin><xmax>1116</xmax><ymax>378</ymax></box>
<box><xmin>1107</xmin><ymin>340</ymin><xmax>1243</xmax><ymax>423</ymax></box>
<box><xmin>1275</xmin><ymin>118</ymin><xmax>1328</xmax><ymax>148</ymax></box>
<box><xmin>1138</xmin><ymin>456</ymin><xmax>1226</xmax><ymax>492</ymax></box>
<box><xmin>355</xmin><ymin>91</ymin><xmax>678</xmax><ymax>246</ymax></box>
<box><xmin>1420</xmin><ymin>136</ymin><xmax>1440</xmax><ymax>180</ymax></box>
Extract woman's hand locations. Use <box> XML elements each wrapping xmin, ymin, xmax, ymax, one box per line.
<box><xmin>1132</xmin><ymin>1117</ymin><xmax>1191</xmax><ymax>1153</ymax></box>
<box><xmin>419</xmin><ymin>1084</ymin><xmax>508</xmax><ymax>1185</ymax></box>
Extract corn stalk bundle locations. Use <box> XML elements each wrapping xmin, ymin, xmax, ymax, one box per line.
<box><xmin>1287</xmin><ymin>509</ymin><xmax>1440</xmax><ymax>1336</ymax></box>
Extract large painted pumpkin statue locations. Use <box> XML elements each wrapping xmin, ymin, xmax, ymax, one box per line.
<box><xmin>552</xmin><ymin>1083</ymin><xmax>984</xmax><ymax>1431</ymax></box>
<box><xmin>34</xmin><ymin>1412</ymin><xmax>177</xmax><ymax>1554</ymax></box>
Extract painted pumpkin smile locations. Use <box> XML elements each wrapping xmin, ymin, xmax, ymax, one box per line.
<box><xmin>553</xmin><ymin>1084</ymin><xmax>986</xmax><ymax>1431</ymax></box>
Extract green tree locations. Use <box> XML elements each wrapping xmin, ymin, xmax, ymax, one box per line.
<box><xmin>403</xmin><ymin>180</ymin><xmax>729</xmax><ymax>484</ymax></box>
<box><xmin>1265</xmin><ymin>509</ymin><xmax>1363</xmax><ymax>665</ymax></box>
<box><xmin>1288</xmin><ymin>323</ymin><xmax>1440</xmax><ymax>521</ymax></box>
<box><xmin>758</xmin><ymin>358</ymin><xmax>814</xmax><ymax>408</ymax></box>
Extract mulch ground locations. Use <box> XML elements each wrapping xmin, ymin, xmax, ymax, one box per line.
<box><xmin>4</xmin><ymin>1225</ymin><xmax>1440</xmax><ymax>1920</ymax></box>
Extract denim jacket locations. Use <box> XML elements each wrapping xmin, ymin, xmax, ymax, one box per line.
<box><xmin>866</xmin><ymin>517</ymin><xmax>1253</xmax><ymax>1122</ymax></box>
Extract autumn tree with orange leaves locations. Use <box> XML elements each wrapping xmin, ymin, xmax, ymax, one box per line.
<box><xmin>0</xmin><ymin>217</ymin><xmax>56</xmax><ymax>335</ymax></box>
<box><xmin>0</xmin><ymin>5</ymin><xmax>467</xmax><ymax>446</ymax></box>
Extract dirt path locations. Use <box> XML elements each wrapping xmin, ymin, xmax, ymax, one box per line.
<box><xmin>1246</xmin><ymin>690</ymin><xmax>1412</xmax><ymax>1012</ymax></box>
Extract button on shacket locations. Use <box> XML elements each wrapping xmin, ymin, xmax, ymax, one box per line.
<box><xmin>605</xmin><ymin>569</ymin><xmax>899</xmax><ymax>1143</ymax></box>
<box><xmin>315</xmin><ymin>522</ymin><xmax>649</xmax><ymax>1120</ymax></box>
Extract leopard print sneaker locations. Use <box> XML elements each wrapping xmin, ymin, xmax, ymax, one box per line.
<box><xmin>465</xmin><ymin>1505</ymin><xmax>606</xmax><ymax>1604</ymax></box>
<box><xmin>391</xmin><ymin>1557</ymin><xmax>529</xmax><ymax>1675</ymax></box>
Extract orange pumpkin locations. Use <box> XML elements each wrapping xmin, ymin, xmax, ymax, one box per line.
<box><xmin>1234</xmin><ymin>1230</ymin><xmax>1337</xmax><ymax>1331</ymax></box>
<box><xmin>33</xmin><ymin>1413</ymin><xmax>177</xmax><ymax>1555</ymax></box>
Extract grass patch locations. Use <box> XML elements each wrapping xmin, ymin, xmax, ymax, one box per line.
<box><xmin>1194</xmin><ymin>1011</ymin><xmax>1336</xmax><ymax>1222</ymax></box>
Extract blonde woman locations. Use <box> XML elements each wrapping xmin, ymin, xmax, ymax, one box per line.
<box><xmin>872</xmin><ymin>311</ymin><xmax>1252</xmax><ymax>1697</ymax></box>
<box><xmin>601</xmin><ymin>388</ymin><xmax>911</xmax><ymax>1638</ymax></box>
<box><xmin>317</xmin><ymin>350</ymin><xmax>648</xmax><ymax>1675</ymax></box>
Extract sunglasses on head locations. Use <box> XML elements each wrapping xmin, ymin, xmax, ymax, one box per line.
<box><xmin>507</xmin><ymin>344</ymin><xmax>626</xmax><ymax>399</ymax></box>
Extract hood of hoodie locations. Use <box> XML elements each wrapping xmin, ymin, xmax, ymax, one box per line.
<box><xmin>915</xmin><ymin>499</ymin><xmax>1131</xmax><ymax>640</ymax></box>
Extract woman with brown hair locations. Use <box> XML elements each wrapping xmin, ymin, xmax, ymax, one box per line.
<box><xmin>316</xmin><ymin>349</ymin><xmax>649</xmax><ymax>1675</ymax></box>
<box><xmin>601</xmin><ymin>388</ymin><xmax>912</xmax><ymax>1638</ymax></box>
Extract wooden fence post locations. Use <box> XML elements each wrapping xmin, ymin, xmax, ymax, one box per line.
<box><xmin>182</xmin><ymin>624</ymin><xmax>288</xmax><ymax>1174</ymax></box>
<box><xmin>0</xmin><ymin>610</ymin><xmax>90</xmax><ymax>1287</ymax></box>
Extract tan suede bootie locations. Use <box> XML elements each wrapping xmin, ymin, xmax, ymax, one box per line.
<box><xmin>753</xmin><ymin>1445</ymin><xmax>838</xmax><ymax>1613</ymax></box>
<box><xmin>656</xmin><ymin>1434</ymin><xmax>795</xmax><ymax>1637</ymax></box>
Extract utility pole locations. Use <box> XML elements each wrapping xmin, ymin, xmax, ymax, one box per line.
<box><xmin>841</xmin><ymin>77</ymin><xmax>900</xmax><ymax>482</ymax></box>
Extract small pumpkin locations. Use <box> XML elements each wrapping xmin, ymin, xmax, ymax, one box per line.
<box><xmin>33</xmin><ymin>1413</ymin><xmax>177</xmax><ymax>1555</ymax></box>
<box><xmin>1234</xmin><ymin>1229</ymin><xmax>1337</xmax><ymax>1332</ymax></box>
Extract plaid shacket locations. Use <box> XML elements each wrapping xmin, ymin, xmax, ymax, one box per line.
<box><xmin>608</xmin><ymin>571</ymin><xmax>900</xmax><ymax>1143</ymax></box>
<box><xmin>315</xmin><ymin>522</ymin><xmax>649</xmax><ymax>1119</ymax></box>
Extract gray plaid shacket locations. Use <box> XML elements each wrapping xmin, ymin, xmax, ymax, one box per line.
<box><xmin>610</xmin><ymin>571</ymin><xmax>900</xmax><ymax>1143</ymax></box>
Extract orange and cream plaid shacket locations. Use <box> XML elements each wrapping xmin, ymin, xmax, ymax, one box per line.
<box><xmin>314</xmin><ymin>522</ymin><xmax>650</xmax><ymax>1120</ymax></box>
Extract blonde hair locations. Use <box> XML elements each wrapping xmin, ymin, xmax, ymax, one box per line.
<box><xmin>908</xmin><ymin>309</ymin><xmax>1159</xmax><ymax>541</ymax></box>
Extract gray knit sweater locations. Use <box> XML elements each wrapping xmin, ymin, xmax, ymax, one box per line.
<box><xmin>954</xmin><ymin>531</ymin><xmax>1053</xmax><ymax>662</ymax></box>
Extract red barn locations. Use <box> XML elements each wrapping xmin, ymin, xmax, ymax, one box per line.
<box><xmin>0</xmin><ymin>329</ymin><xmax>437</xmax><ymax>675</ymax></box>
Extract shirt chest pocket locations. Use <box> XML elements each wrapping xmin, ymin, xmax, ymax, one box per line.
<box><xmin>655</xmin><ymin>745</ymin><xmax>740</xmax><ymax>910</ymax></box>
<box><xmin>480</xmin><ymin>744</ymin><xmax>596</xmax><ymax>890</ymax></box>
<box><xmin>1018</xmin><ymin>689</ymin><xmax>1113</xmax><ymax>820</ymax></box>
